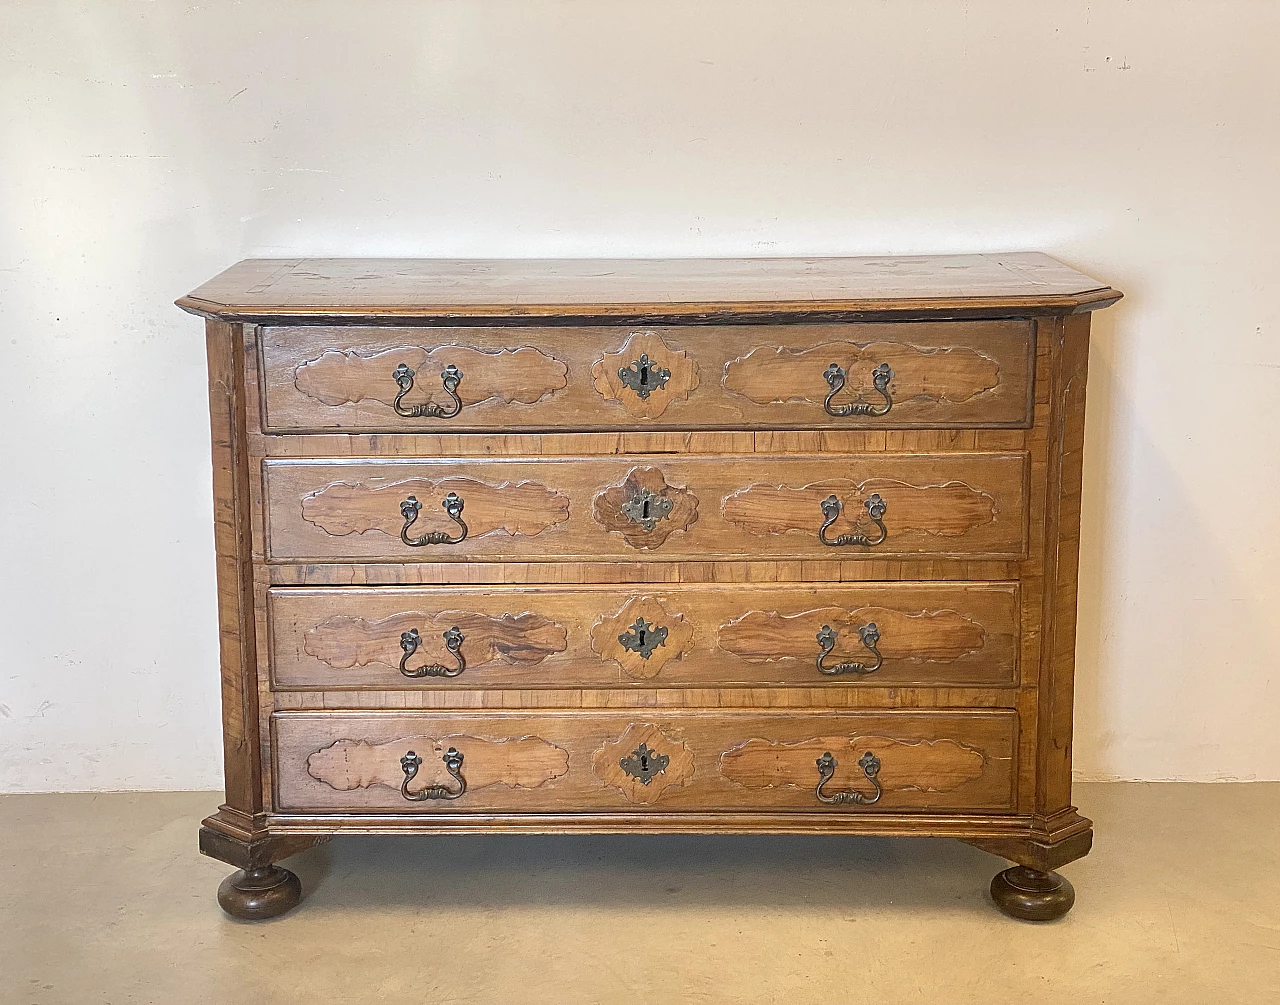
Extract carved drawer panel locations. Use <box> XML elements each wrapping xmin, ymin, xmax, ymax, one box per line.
<box><xmin>272</xmin><ymin>709</ymin><xmax>1017</xmax><ymax>813</ymax></box>
<box><xmin>267</xmin><ymin>582</ymin><xmax>1019</xmax><ymax>690</ymax></box>
<box><xmin>258</xmin><ymin>321</ymin><xmax>1033</xmax><ymax>432</ymax></box>
<box><xmin>263</xmin><ymin>452</ymin><xmax>1028</xmax><ymax>563</ymax></box>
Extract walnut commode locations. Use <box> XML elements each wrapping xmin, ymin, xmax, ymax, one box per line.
<box><xmin>178</xmin><ymin>254</ymin><xmax>1119</xmax><ymax>921</ymax></box>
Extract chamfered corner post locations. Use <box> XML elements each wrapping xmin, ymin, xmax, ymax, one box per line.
<box><xmin>201</xmin><ymin>317</ymin><xmax>311</xmax><ymax>919</ymax></box>
<box><xmin>965</xmin><ymin>311</ymin><xmax>1096</xmax><ymax>919</ymax></box>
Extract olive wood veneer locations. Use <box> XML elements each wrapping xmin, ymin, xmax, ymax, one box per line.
<box><xmin>181</xmin><ymin>253</ymin><xmax>1119</xmax><ymax>923</ymax></box>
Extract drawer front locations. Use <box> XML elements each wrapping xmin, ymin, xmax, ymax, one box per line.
<box><xmin>268</xmin><ymin>582</ymin><xmax>1019</xmax><ymax>690</ymax></box>
<box><xmin>273</xmin><ymin>710</ymin><xmax>1017</xmax><ymax>813</ymax></box>
<box><xmin>264</xmin><ymin>453</ymin><xmax>1028</xmax><ymax>563</ymax></box>
<box><xmin>260</xmin><ymin>321</ymin><xmax>1034</xmax><ymax>432</ymax></box>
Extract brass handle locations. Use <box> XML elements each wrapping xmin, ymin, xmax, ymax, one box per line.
<box><xmin>823</xmin><ymin>362</ymin><xmax>893</xmax><ymax>417</ymax></box>
<box><xmin>392</xmin><ymin>363</ymin><xmax>464</xmax><ymax>418</ymax></box>
<box><xmin>816</xmin><ymin>622</ymin><xmax>882</xmax><ymax>676</ymax></box>
<box><xmin>815</xmin><ymin>750</ymin><xmax>882</xmax><ymax>805</ymax></box>
<box><xmin>400</xmin><ymin>747</ymin><xmax>467</xmax><ymax>801</ymax></box>
<box><xmin>400</xmin><ymin>492</ymin><xmax>467</xmax><ymax>547</ymax></box>
<box><xmin>818</xmin><ymin>493</ymin><xmax>887</xmax><ymax>547</ymax></box>
<box><xmin>399</xmin><ymin>627</ymin><xmax>466</xmax><ymax>678</ymax></box>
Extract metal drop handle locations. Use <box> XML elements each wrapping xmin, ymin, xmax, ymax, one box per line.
<box><xmin>399</xmin><ymin>627</ymin><xmax>466</xmax><ymax>678</ymax></box>
<box><xmin>823</xmin><ymin>362</ymin><xmax>893</xmax><ymax>417</ymax></box>
<box><xmin>392</xmin><ymin>363</ymin><xmax>464</xmax><ymax>418</ymax></box>
<box><xmin>400</xmin><ymin>492</ymin><xmax>467</xmax><ymax>547</ymax></box>
<box><xmin>815</xmin><ymin>750</ymin><xmax>882</xmax><ymax>805</ymax></box>
<box><xmin>816</xmin><ymin>622</ymin><xmax>882</xmax><ymax>676</ymax></box>
<box><xmin>400</xmin><ymin>747</ymin><xmax>467</xmax><ymax>801</ymax></box>
<box><xmin>818</xmin><ymin>493</ymin><xmax>887</xmax><ymax>547</ymax></box>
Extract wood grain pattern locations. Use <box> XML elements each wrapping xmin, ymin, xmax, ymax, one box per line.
<box><xmin>718</xmin><ymin>606</ymin><xmax>987</xmax><ymax>664</ymax></box>
<box><xmin>177</xmin><ymin>253</ymin><xmax>1121</xmax><ymax>324</ymax></box>
<box><xmin>257</xmin><ymin>322</ymin><xmax>1035</xmax><ymax>432</ymax></box>
<box><xmin>203</xmin><ymin>321</ymin><xmax>263</xmax><ymax>815</ymax></box>
<box><xmin>590</xmin><ymin>331</ymin><xmax>700</xmax><ymax>418</ymax></box>
<box><xmin>267</xmin><ymin>583</ymin><xmax>1019</xmax><ymax>690</ymax></box>
<box><xmin>589</xmin><ymin>596</ymin><xmax>696</xmax><ymax>680</ymax></box>
<box><xmin>1036</xmin><ymin>314</ymin><xmax>1092</xmax><ymax>816</ymax></box>
<box><xmin>719</xmin><ymin>735</ymin><xmax>986</xmax><ymax>793</ymax></box>
<box><xmin>591</xmin><ymin>466</ymin><xmax>699</xmax><ymax>549</ymax></box>
<box><xmin>306</xmin><ymin>734</ymin><xmax>570</xmax><ymax>792</ymax></box>
<box><xmin>272</xmin><ymin>687</ymin><xmax>1019</xmax><ymax>711</ymax></box>
<box><xmin>293</xmin><ymin>343</ymin><xmax>568</xmax><ymax>407</ymax></box>
<box><xmin>268</xmin><ymin>558</ymin><xmax>1024</xmax><ymax>588</ymax></box>
<box><xmin>591</xmin><ymin>723</ymin><xmax>696</xmax><ymax>804</ymax></box>
<box><xmin>267</xmin><ymin>454</ymin><xmax>1027</xmax><ymax>562</ymax></box>
<box><xmin>300</xmin><ymin>475</ymin><xmax>570</xmax><ymax>539</ymax></box>
<box><xmin>272</xmin><ymin>709</ymin><xmax>1016</xmax><ymax>813</ymax></box>
<box><xmin>302</xmin><ymin>611</ymin><xmax>567</xmax><ymax>669</ymax></box>
<box><xmin>724</xmin><ymin>340</ymin><xmax>1001</xmax><ymax>406</ymax></box>
<box><xmin>723</xmin><ymin>477</ymin><xmax>997</xmax><ymax>539</ymax></box>
<box><xmin>183</xmin><ymin>257</ymin><xmax>1117</xmax><ymax>899</ymax></box>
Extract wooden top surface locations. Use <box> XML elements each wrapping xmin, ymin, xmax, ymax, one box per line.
<box><xmin>177</xmin><ymin>253</ymin><xmax>1120</xmax><ymax>324</ymax></box>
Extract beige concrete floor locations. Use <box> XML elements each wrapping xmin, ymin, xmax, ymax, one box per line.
<box><xmin>1</xmin><ymin>783</ymin><xmax>1278</xmax><ymax>1004</ymax></box>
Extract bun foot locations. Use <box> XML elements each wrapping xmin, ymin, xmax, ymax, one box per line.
<box><xmin>217</xmin><ymin>865</ymin><xmax>302</xmax><ymax>920</ymax></box>
<box><xmin>990</xmin><ymin>866</ymin><xmax>1075</xmax><ymax>921</ymax></box>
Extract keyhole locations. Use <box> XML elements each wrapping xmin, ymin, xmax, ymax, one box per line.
<box><xmin>638</xmin><ymin>628</ymin><xmax>646</xmax><ymax>645</ymax></box>
<box><xmin>641</xmin><ymin>499</ymin><xmax>651</xmax><ymax>520</ymax></box>
<box><xmin>639</xmin><ymin>753</ymin><xmax>649</xmax><ymax>770</ymax></box>
<box><xmin>639</xmin><ymin>361</ymin><xmax>650</xmax><ymax>386</ymax></box>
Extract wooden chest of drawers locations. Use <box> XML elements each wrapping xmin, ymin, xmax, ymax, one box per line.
<box><xmin>179</xmin><ymin>254</ymin><xmax>1119</xmax><ymax>921</ymax></box>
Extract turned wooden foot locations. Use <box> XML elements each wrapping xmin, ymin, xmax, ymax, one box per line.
<box><xmin>216</xmin><ymin>865</ymin><xmax>302</xmax><ymax>920</ymax></box>
<box><xmin>990</xmin><ymin>866</ymin><xmax>1075</xmax><ymax>921</ymax></box>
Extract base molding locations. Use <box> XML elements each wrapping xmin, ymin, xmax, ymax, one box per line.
<box><xmin>962</xmin><ymin>807</ymin><xmax>1093</xmax><ymax>871</ymax></box>
<box><xmin>200</xmin><ymin>806</ymin><xmax>326</xmax><ymax>870</ymax></box>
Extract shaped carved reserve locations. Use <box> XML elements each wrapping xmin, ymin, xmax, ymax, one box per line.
<box><xmin>722</xmin><ymin>478</ymin><xmax>997</xmax><ymax>539</ymax></box>
<box><xmin>293</xmin><ymin>344</ymin><xmax>569</xmax><ymax>412</ymax></box>
<box><xmin>718</xmin><ymin>735</ymin><xmax>987</xmax><ymax>795</ymax></box>
<box><xmin>306</xmin><ymin>734</ymin><xmax>570</xmax><ymax>793</ymax></box>
<box><xmin>590</xmin><ymin>596</ymin><xmax>695</xmax><ymax>680</ymax></box>
<box><xmin>301</xmin><ymin>477</ymin><xmax>570</xmax><ymax>539</ymax></box>
<box><xmin>592</xmin><ymin>466</ymin><xmax>699</xmax><ymax>549</ymax></box>
<box><xmin>722</xmin><ymin>340</ymin><xmax>1001</xmax><ymax>407</ymax></box>
<box><xmin>591</xmin><ymin>332</ymin><xmax>700</xmax><ymax>418</ymax></box>
<box><xmin>303</xmin><ymin>611</ymin><xmax>569</xmax><ymax>672</ymax></box>
<box><xmin>592</xmin><ymin>723</ymin><xmax>695</xmax><ymax>804</ymax></box>
<box><xmin>718</xmin><ymin>606</ymin><xmax>989</xmax><ymax>665</ymax></box>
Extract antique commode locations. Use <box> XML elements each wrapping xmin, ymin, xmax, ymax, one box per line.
<box><xmin>178</xmin><ymin>254</ymin><xmax>1119</xmax><ymax>921</ymax></box>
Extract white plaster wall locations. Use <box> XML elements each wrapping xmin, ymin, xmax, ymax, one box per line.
<box><xmin>1</xmin><ymin>1</ymin><xmax>1277</xmax><ymax>790</ymax></box>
